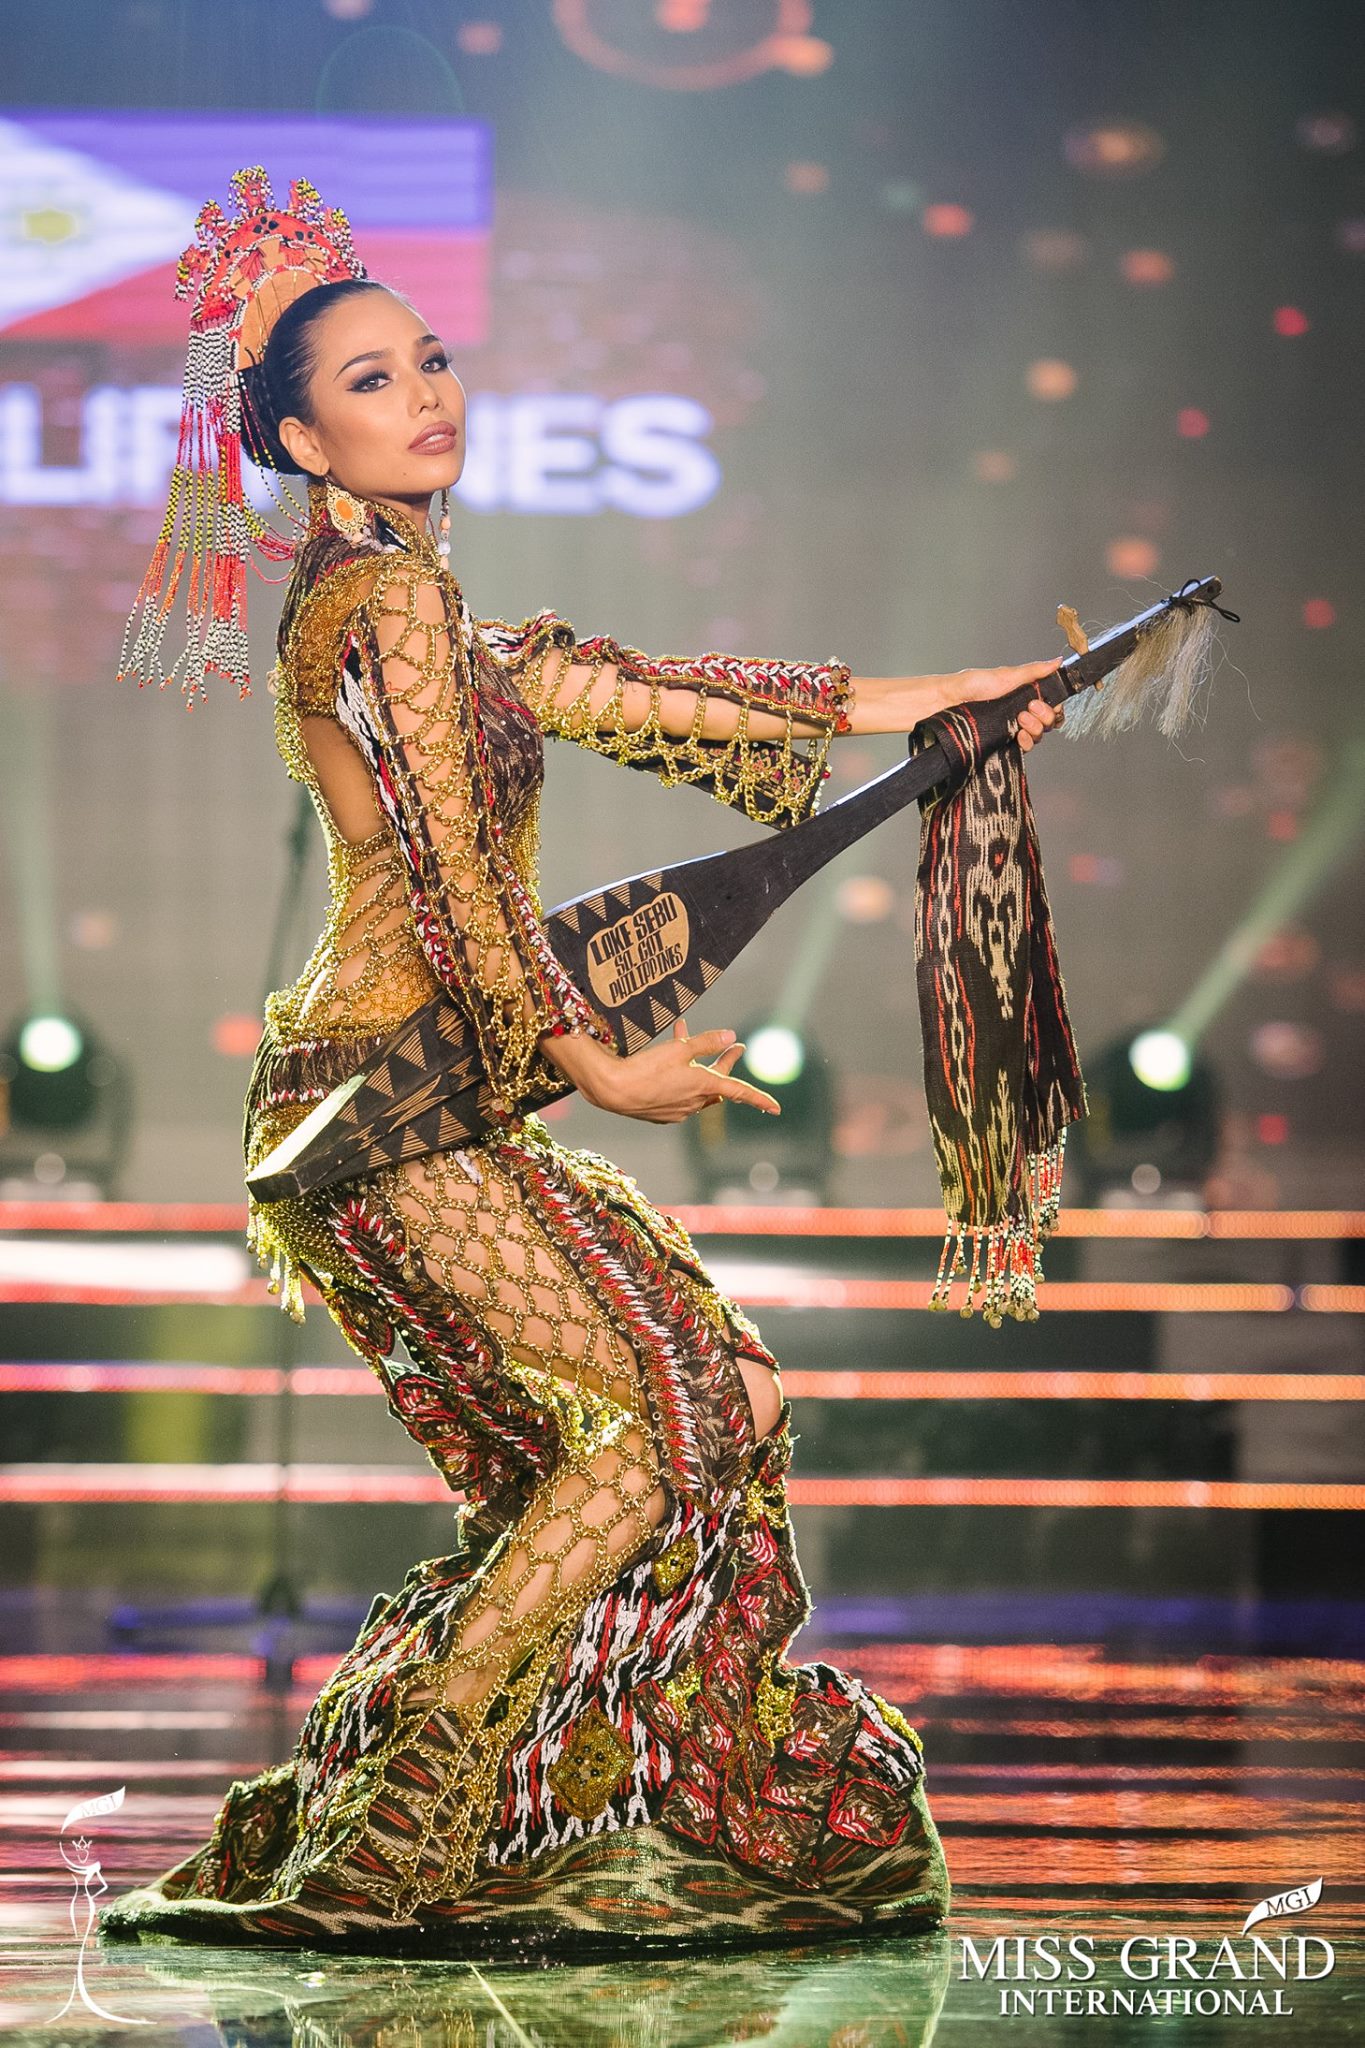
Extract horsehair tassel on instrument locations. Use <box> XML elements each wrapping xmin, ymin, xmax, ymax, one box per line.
<box><xmin>915</xmin><ymin>576</ymin><xmax>1239</xmax><ymax>1324</ymax></box>
<box><xmin>247</xmin><ymin>578</ymin><xmax>1240</xmax><ymax>1321</ymax></box>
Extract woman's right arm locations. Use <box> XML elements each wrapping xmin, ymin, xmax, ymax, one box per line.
<box><xmin>541</xmin><ymin>1016</ymin><xmax>782</xmax><ymax>1124</ymax></box>
<box><xmin>340</xmin><ymin>560</ymin><xmax>775</xmax><ymax>1126</ymax></box>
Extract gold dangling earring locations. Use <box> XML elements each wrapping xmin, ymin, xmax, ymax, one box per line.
<box><xmin>323</xmin><ymin>472</ymin><xmax>368</xmax><ymax>543</ymax></box>
<box><xmin>437</xmin><ymin>485</ymin><xmax>451</xmax><ymax>563</ymax></box>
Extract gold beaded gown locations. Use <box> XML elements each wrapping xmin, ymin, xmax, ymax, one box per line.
<box><xmin>99</xmin><ymin>479</ymin><xmax>949</xmax><ymax>1955</ymax></box>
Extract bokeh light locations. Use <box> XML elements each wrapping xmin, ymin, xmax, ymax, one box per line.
<box><xmin>1177</xmin><ymin>408</ymin><xmax>1210</xmax><ymax>438</ymax></box>
<box><xmin>771</xmin><ymin>34</ymin><xmax>834</xmax><ymax>75</ymax></box>
<box><xmin>1129</xmin><ymin>1029</ymin><xmax>1192</xmax><ymax>1091</ymax></box>
<box><xmin>456</xmin><ymin>20</ymin><xmax>503</xmax><ymax>55</ymax></box>
<box><xmin>1328</xmin><ymin>966</ymin><xmax>1365</xmax><ymax>1013</ymax></box>
<box><xmin>69</xmin><ymin>909</ymin><xmax>117</xmax><ymax>950</ymax></box>
<box><xmin>1249</xmin><ymin>1021</ymin><xmax>1325</xmax><ymax>1080</ymax></box>
<box><xmin>784</xmin><ymin>161</ymin><xmax>829</xmax><ymax>194</ymax></box>
<box><xmin>923</xmin><ymin>202</ymin><xmax>974</xmax><ymax>238</ymax></box>
<box><xmin>18</xmin><ymin>1015</ymin><xmax>83</xmax><ymax>1073</ymax></box>
<box><xmin>1252</xmin><ymin>736</ymin><xmax>1323</xmax><ymax>806</ymax></box>
<box><xmin>1296</xmin><ymin>111</ymin><xmax>1357</xmax><ymax>153</ymax></box>
<box><xmin>212</xmin><ymin>1014</ymin><xmax>263</xmax><ymax>1059</ymax></box>
<box><xmin>1026</xmin><ymin>358</ymin><xmax>1078</xmax><ymax>401</ymax></box>
<box><xmin>972</xmin><ymin>449</ymin><xmax>1017</xmax><ymax>483</ymax></box>
<box><xmin>1252</xmin><ymin>928</ymin><xmax>1321</xmax><ymax>981</ymax></box>
<box><xmin>1064</xmin><ymin>121</ymin><xmax>1165</xmax><ymax>177</ymax></box>
<box><xmin>1069</xmin><ymin>854</ymin><xmax>1125</xmax><ymax>887</ymax></box>
<box><xmin>837</xmin><ymin>875</ymin><xmax>895</xmax><ymax>924</ymax></box>
<box><xmin>1105</xmin><ymin>537</ymin><xmax>1160</xmax><ymax>579</ymax></box>
<box><xmin>1272</xmin><ymin>305</ymin><xmax>1311</xmax><ymax>337</ymax></box>
<box><xmin>1019</xmin><ymin>228</ymin><xmax>1090</xmax><ymax>271</ymax></box>
<box><xmin>1120</xmin><ymin>248</ymin><xmax>1175</xmax><ymax>285</ymax></box>
<box><xmin>746</xmin><ymin>1026</ymin><xmax>806</xmax><ymax>1086</ymax></box>
<box><xmin>1302</xmin><ymin>598</ymin><xmax>1336</xmax><ymax>629</ymax></box>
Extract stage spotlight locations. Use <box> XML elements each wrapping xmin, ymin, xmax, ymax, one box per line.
<box><xmin>18</xmin><ymin>1013</ymin><xmax>83</xmax><ymax>1075</ymax></box>
<box><xmin>682</xmin><ymin>1019</ymin><xmax>835</xmax><ymax>1203</ymax></box>
<box><xmin>1069</xmin><ymin>1025</ymin><xmax>1222</xmax><ymax>1206</ymax></box>
<box><xmin>745</xmin><ymin>1024</ymin><xmax>805</xmax><ymax>1087</ymax></box>
<box><xmin>0</xmin><ymin>1010</ymin><xmax>131</xmax><ymax>1197</ymax></box>
<box><xmin>1128</xmin><ymin>1027</ymin><xmax>1192</xmax><ymax>1092</ymax></box>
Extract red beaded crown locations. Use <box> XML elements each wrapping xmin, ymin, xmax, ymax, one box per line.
<box><xmin>118</xmin><ymin>166</ymin><xmax>367</xmax><ymax>707</ymax></box>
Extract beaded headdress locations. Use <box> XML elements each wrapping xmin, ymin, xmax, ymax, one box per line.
<box><xmin>118</xmin><ymin>166</ymin><xmax>367</xmax><ymax>708</ymax></box>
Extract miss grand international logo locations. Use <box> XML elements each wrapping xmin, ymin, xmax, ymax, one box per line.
<box><xmin>959</xmin><ymin>1880</ymin><xmax>1332</xmax><ymax>2021</ymax></box>
<box><xmin>44</xmin><ymin>1785</ymin><xmax>151</xmax><ymax>2027</ymax></box>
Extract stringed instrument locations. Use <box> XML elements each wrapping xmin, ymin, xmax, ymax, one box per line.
<box><xmin>248</xmin><ymin>577</ymin><xmax>1233</xmax><ymax>1203</ymax></box>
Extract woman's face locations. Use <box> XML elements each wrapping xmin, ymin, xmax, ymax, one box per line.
<box><xmin>276</xmin><ymin>288</ymin><xmax>466</xmax><ymax>513</ymax></box>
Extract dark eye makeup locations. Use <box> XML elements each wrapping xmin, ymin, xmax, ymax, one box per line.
<box><xmin>349</xmin><ymin>349</ymin><xmax>451</xmax><ymax>394</ymax></box>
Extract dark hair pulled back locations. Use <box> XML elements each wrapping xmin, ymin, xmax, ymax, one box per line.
<box><xmin>239</xmin><ymin>276</ymin><xmax>401</xmax><ymax>474</ymax></box>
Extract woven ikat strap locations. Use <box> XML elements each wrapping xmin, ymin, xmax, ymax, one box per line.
<box><xmin>912</xmin><ymin>701</ymin><xmax>1088</xmax><ymax>1324</ymax></box>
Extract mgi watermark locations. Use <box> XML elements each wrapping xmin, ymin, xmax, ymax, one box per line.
<box><xmin>959</xmin><ymin>1880</ymin><xmax>1333</xmax><ymax>2020</ymax></box>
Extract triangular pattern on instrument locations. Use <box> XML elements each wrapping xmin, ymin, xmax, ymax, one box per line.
<box><xmin>648</xmin><ymin>996</ymin><xmax>673</xmax><ymax>1035</ymax></box>
<box><xmin>622</xmin><ymin>1017</ymin><xmax>650</xmax><ymax>1054</ymax></box>
<box><xmin>557</xmin><ymin>902</ymin><xmax>581</xmax><ymax>935</ymax></box>
<box><xmin>389</xmin><ymin>1026</ymin><xmax>425</xmax><ymax>1070</ymax></box>
<box><xmin>698</xmin><ymin>957</ymin><xmax>722</xmax><ymax>988</ymax></box>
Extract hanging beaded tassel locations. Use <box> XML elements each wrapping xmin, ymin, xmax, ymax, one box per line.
<box><xmin>437</xmin><ymin>485</ymin><xmax>452</xmax><ymax>561</ymax></box>
<box><xmin>117</xmin><ymin>166</ymin><xmax>367</xmax><ymax>708</ymax></box>
<box><xmin>929</xmin><ymin>1129</ymin><xmax>1070</xmax><ymax>1327</ymax></box>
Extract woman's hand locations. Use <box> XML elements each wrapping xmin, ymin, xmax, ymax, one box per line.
<box><xmin>844</xmin><ymin>660</ymin><xmax>1066</xmax><ymax>746</ymax></box>
<box><xmin>540</xmin><ymin>1016</ymin><xmax>781</xmax><ymax>1123</ymax></box>
<box><xmin>944</xmin><ymin>658</ymin><xmax>1066</xmax><ymax>752</ymax></box>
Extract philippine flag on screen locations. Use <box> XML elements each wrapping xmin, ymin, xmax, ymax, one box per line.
<box><xmin>0</xmin><ymin>112</ymin><xmax>492</xmax><ymax>346</ymax></box>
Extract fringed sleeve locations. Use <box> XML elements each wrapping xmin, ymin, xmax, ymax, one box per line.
<box><xmin>476</xmin><ymin>610</ymin><xmax>852</xmax><ymax>831</ymax></box>
<box><xmin>337</xmin><ymin>565</ymin><xmax>613</xmax><ymax>1115</ymax></box>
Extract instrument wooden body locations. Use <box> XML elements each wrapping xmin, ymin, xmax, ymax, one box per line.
<box><xmin>247</xmin><ymin>578</ymin><xmax>1225</xmax><ymax>1203</ymax></box>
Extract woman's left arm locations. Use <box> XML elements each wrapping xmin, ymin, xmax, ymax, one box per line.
<box><xmin>476</xmin><ymin>611</ymin><xmax>851</xmax><ymax>829</ymax></box>
<box><xmin>525</xmin><ymin>650</ymin><xmax>1063</xmax><ymax>748</ymax></box>
<box><xmin>478</xmin><ymin>613</ymin><xmax>1064</xmax><ymax>835</ymax></box>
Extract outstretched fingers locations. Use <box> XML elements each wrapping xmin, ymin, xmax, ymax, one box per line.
<box><xmin>694</xmin><ymin>1044</ymin><xmax>781</xmax><ymax>1116</ymax></box>
<box><xmin>672</xmin><ymin>1020</ymin><xmax>780</xmax><ymax>1116</ymax></box>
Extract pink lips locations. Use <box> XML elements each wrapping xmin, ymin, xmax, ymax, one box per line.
<box><xmin>409</xmin><ymin>423</ymin><xmax>458</xmax><ymax>453</ymax></box>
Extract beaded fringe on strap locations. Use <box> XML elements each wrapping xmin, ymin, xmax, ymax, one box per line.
<box><xmin>929</xmin><ymin>1130</ymin><xmax>1068</xmax><ymax>1326</ymax></box>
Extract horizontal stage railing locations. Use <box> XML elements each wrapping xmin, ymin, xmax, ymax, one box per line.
<box><xmin>6</xmin><ymin>1279</ymin><xmax>1363</xmax><ymax>1312</ymax></box>
<box><xmin>2</xmin><ymin>1646</ymin><xmax>1361</xmax><ymax>1699</ymax></box>
<box><xmin>2</xmin><ymin>1464</ymin><xmax>1363</xmax><ymax>1510</ymax></box>
<box><xmin>3</xmin><ymin>1363</ymin><xmax>1364</xmax><ymax>1402</ymax></box>
<box><xmin>2</xmin><ymin>1200</ymin><xmax>1364</xmax><ymax>1239</ymax></box>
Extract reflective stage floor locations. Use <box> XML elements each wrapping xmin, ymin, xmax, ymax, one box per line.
<box><xmin>2</xmin><ymin>1634</ymin><xmax>1361</xmax><ymax>2046</ymax></box>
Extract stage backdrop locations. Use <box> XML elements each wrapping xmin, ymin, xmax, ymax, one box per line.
<box><xmin>0</xmin><ymin>10</ymin><xmax>1361</xmax><ymax>1208</ymax></box>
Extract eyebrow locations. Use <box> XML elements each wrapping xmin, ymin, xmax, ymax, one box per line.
<box><xmin>335</xmin><ymin>333</ymin><xmax>445</xmax><ymax>379</ymax></box>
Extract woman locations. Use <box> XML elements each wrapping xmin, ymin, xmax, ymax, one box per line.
<box><xmin>101</xmin><ymin>189</ymin><xmax>1062</xmax><ymax>1953</ymax></box>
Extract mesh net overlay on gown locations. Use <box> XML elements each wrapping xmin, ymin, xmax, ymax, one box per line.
<box><xmin>97</xmin><ymin>480</ymin><xmax>949</xmax><ymax>1956</ymax></box>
